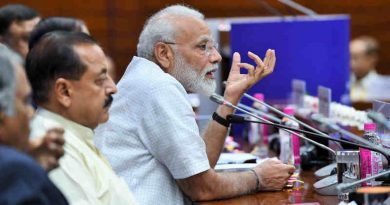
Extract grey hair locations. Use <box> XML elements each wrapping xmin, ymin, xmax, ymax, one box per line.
<box><xmin>0</xmin><ymin>44</ymin><xmax>23</xmax><ymax>116</ymax></box>
<box><xmin>136</xmin><ymin>4</ymin><xmax>204</xmax><ymax>61</ymax></box>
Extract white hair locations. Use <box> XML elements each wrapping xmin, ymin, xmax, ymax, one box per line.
<box><xmin>0</xmin><ymin>44</ymin><xmax>22</xmax><ymax>117</ymax></box>
<box><xmin>171</xmin><ymin>48</ymin><xmax>217</xmax><ymax>96</ymax></box>
<box><xmin>136</xmin><ymin>5</ymin><xmax>204</xmax><ymax>61</ymax></box>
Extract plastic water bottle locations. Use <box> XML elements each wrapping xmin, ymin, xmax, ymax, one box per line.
<box><xmin>279</xmin><ymin>106</ymin><xmax>301</xmax><ymax>172</ymax></box>
<box><xmin>360</xmin><ymin>122</ymin><xmax>383</xmax><ymax>186</ymax></box>
<box><xmin>248</xmin><ymin>93</ymin><xmax>269</xmax><ymax>158</ymax></box>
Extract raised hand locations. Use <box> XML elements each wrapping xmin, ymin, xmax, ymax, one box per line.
<box><xmin>224</xmin><ymin>49</ymin><xmax>276</xmax><ymax>105</ymax></box>
<box><xmin>28</xmin><ymin>128</ymin><xmax>65</xmax><ymax>171</ymax></box>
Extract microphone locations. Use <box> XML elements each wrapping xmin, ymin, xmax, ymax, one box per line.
<box><xmin>311</xmin><ymin>113</ymin><xmax>342</xmax><ymax>132</ymax></box>
<box><xmin>243</xmin><ymin>93</ymin><xmax>329</xmax><ymax>139</ymax></box>
<box><xmin>310</xmin><ymin>113</ymin><xmax>390</xmax><ymax>158</ymax></box>
<box><xmin>209</xmin><ymin>93</ymin><xmax>336</xmax><ymax>155</ymax></box>
<box><xmin>228</xmin><ymin>114</ymin><xmax>390</xmax><ymax>163</ymax></box>
<box><xmin>237</xmin><ymin>103</ymin><xmax>281</xmax><ymax>123</ymax></box>
<box><xmin>367</xmin><ymin>111</ymin><xmax>390</xmax><ymax>130</ymax></box>
<box><xmin>337</xmin><ymin>169</ymin><xmax>390</xmax><ymax>192</ymax></box>
<box><xmin>211</xmin><ymin>94</ymin><xmax>390</xmax><ymax>195</ymax></box>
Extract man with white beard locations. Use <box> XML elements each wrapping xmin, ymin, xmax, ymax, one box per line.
<box><xmin>94</xmin><ymin>4</ymin><xmax>295</xmax><ymax>205</ymax></box>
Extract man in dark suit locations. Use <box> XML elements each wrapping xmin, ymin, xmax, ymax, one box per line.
<box><xmin>0</xmin><ymin>45</ymin><xmax>68</xmax><ymax>205</ymax></box>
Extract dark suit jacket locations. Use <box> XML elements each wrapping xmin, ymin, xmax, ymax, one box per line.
<box><xmin>0</xmin><ymin>145</ymin><xmax>68</xmax><ymax>205</ymax></box>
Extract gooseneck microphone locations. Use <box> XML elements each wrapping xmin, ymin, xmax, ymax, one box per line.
<box><xmin>244</xmin><ymin>92</ymin><xmax>390</xmax><ymax>159</ymax></box>
<box><xmin>337</xmin><ymin>169</ymin><xmax>390</xmax><ymax>192</ymax></box>
<box><xmin>210</xmin><ymin>93</ymin><xmax>390</xmax><ymax>193</ymax></box>
<box><xmin>243</xmin><ymin>93</ymin><xmax>329</xmax><ymax>138</ymax></box>
<box><xmin>238</xmin><ymin>103</ymin><xmax>281</xmax><ymax>123</ymax></box>
<box><xmin>311</xmin><ymin>113</ymin><xmax>390</xmax><ymax>158</ymax></box>
<box><xmin>228</xmin><ymin>114</ymin><xmax>390</xmax><ymax>163</ymax></box>
<box><xmin>367</xmin><ymin>111</ymin><xmax>390</xmax><ymax>130</ymax></box>
<box><xmin>209</xmin><ymin>93</ymin><xmax>336</xmax><ymax>155</ymax></box>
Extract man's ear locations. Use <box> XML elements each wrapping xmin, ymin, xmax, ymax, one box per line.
<box><xmin>54</xmin><ymin>78</ymin><xmax>73</xmax><ymax>108</ymax></box>
<box><xmin>154</xmin><ymin>42</ymin><xmax>174</xmax><ymax>73</ymax></box>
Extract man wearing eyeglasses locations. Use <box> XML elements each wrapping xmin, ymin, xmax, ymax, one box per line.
<box><xmin>95</xmin><ymin>4</ymin><xmax>295</xmax><ymax>205</ymax></box>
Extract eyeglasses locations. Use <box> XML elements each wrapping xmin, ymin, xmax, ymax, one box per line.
<box><xmin>164</xmin><ymin>41</ymin><xmax>219</xmax><ymax>57</ymax></box>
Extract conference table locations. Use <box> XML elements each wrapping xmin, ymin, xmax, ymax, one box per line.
<box><xmin>197</xmin><ymin>170</ymin><xmax>340</xmax><ymax>205</ymax></box>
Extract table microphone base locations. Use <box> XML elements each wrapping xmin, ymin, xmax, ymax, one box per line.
<box><xmin>314</xmin><ymin>174</ymin><xmax>338</xmax><ymax>195</ymax></box>
<box><xmin>314</xmin><ymin>163</ymin><xmax>337</xmax><ymax>180</ymax></box>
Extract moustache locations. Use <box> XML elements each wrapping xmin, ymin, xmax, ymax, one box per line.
<box><xmin>103</xmin><ymin>95</ymin><xmax>113</xmax><ymax>108</ymax></box>
<box><xmin>202</xmin><ymin>64</ymin><xmax>219</xmax><ymax>75</ymax></box>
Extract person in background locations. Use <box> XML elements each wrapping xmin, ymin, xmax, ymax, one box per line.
<box><xmin>29</xmin><ymin>16</ymin><xmax>118</xmax><ymax>83</ymax></box>
<box><xmin>0</xmin><ymin>4</ymin><xmax>40</xmax><ymax>58</ymax></box>
<box><xmin>95</xmin><ymin>4</ymin><xmax>294</xmax><ymax>205</ymax></box>
<box><xmin>350</xmin><ymin>36</ymin><xmax>383</xmax><ymax>102</ymax></box>
<box><xmin>26</xmin><ymin>31</ymin><xmax>137</xmax><ymax>205</ymax></box>
<box><xmin>0</xmin><ymin>5</ymin><xmax>66</xmax><ymax>171</ymax></box>
<box><xmin>28</xmin><ymin>16</ymin><xmax>89</xmax><ymax>49</ymax></box>
<box><xmin>0</xmin><ymin>45</ymin><xmax>68</xmax><ymax>205</ymax></box>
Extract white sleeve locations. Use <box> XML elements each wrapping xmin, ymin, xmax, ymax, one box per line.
<box><xmin>140</xmin><ymin>83</ymin><xmax>210</xmax><ymax>179</ymax></box>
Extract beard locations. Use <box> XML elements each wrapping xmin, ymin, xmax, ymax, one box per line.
<box><xmin>171</xmin><ymin>52</ymin><xmax>217</xmax><ymax>96</ymax></box>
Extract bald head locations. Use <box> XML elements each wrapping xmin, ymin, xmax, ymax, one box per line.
<box><xmin>350</xmin><ymin>36</ymin><xmax>379</xmax><ymax>79</ymax></box>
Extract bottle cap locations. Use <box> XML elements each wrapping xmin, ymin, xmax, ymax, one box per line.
<box><xmin>254</xmin><ymin>93</ymin><xmax>264</xmax><ymax>101</ymax></box>
<box><xmin>364</xmin><ymin>122</ymin><xmax>376</xmax><ymax>131</ymax></box>
<box><xmin>284</xmin><ymin>106</ymin><xmax>295</xmax><ymax>115</ymax></box>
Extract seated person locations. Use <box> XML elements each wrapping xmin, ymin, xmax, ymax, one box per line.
<box><xmin>95</xmin><ymin>4</ymin><xmax>294</xmax><ymax>205</ymax></box>
<box><xmin>28</xmin><ymin>16</ymin><xmax>89</xmax><ymax>49</ymax></box>
<box><xmin>0</xmin><ymin>45</ymin><xmax>68</xmax><ymax>205</ymax></box>
<box><xmin>0</xmin><ymin>4</ymin><xmax>40</xmax><ymax>58</ymax></box>
<box><xmin>350</xmin><ymin>36</ymin><xmax>390</xmax><ymax>102</ymax></box>
<box><xmin>0</xmin><ymin>4</ymin><xmax>65</xmax><ymax>171</ymax></box>
<box><xmin>29</xmin><ymin>16</ymin><xmax>117</xmax><ymax>82</ymax></box>
<box><xmin>26</xmin><ymin>31</ymin><xmax>137</xmax><ymax>205</ymax></box>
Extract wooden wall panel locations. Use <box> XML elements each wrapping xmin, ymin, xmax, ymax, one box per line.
<box><xmin>1</xmin><ymin>0</ymin><xmax>389</xmax><ymax>78</ymax></box>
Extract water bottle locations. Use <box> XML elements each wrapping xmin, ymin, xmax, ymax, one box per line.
<box><xmin>279</xmin><ymin>106</ymin><xmax>301</xmax><ymax>172</ymax></box>
<box><xmin>360</xmin><ymin>122</ymin><xmax>383</xmax><ymax>186</ymax></box>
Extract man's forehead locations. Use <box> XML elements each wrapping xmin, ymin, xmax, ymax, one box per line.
<box><xmin>73</xmin><ymin>44</ymin><xmax>107</xmax><ymax>73</ymax></box>
<box><xmin>9</xmin><ymin>17</ymin><xmax>40</xmax><ymax>33</ymax></box>
<box><xmin>175</xmin><ymin>17</ymin><xmax>212</xmax><ymax>43</ymax></box>
<box><xmin>74</xmin><ymin>44</ymin><xmax>104</xmax><ymax>61</ymax></box>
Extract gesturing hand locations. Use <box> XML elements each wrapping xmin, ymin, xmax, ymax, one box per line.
<box><xmin>224</xmin><ymin>49</ymin><xmax>276</xmax><ymax>104</ymax></box>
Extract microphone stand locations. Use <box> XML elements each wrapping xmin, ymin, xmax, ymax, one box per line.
<box><xmin>210</xmin><ymin>94</ymin><xmax>336</xmax><ymax>155</ymax></box>
<box><xmin>237</xmin><ymin>103</ymin><xmax>281</xmax><ymax>123</ymax></box>
<box><xmin>367</xmin><ymin>111</ymin><xmax>390</xmax><ymax>130</ymax></box>
<box><xmin>244</xmin><ymin>92</ymin><xmax>390</xmax><ymax>163</ymax></box>
<box><xmin>228</xmin><ymin>114</ymin><xmax>390</xmax><ymax>163</ymax></box>
<box><xmin>337</xmin><ymin>169</ymin><xmax>390</xmax><ymax>193</ymax></box>
<box><xmin>243</xmin><ymin>93</ymin><xmax>329</xmax><ymax>138</ymax></box>
<box><xmin>311</xmin><ymin>113</ymin><xmax>390</xmax><ymax>159</ymax></box>
<box><xmin>211</xmin><ymin>94</ymin><xmax>390</xmax><ymax>193</ymax></box>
